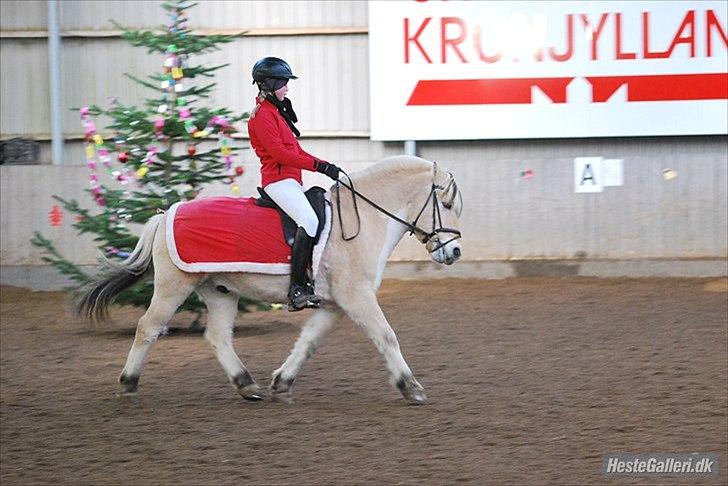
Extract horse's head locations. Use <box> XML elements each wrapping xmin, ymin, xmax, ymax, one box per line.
<box><xmin>415</xmin><ymin>162</ymin><xmax>463</xmax><ymax>266</ymax></box>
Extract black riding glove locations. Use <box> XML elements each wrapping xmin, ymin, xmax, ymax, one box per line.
<box><xmin>315</xmin><ymin>160</ymin><xmax>341</xmax><ymax>180</ymax></box>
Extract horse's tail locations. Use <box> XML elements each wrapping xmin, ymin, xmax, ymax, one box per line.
<box><xmin>76</xmin><ymin>213</ymin><xmax>164</xmax><ymax>322</ymax></box>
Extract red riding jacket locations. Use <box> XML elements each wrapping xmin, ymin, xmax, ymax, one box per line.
<box><xmin>247</xmin><ymin>98</ymin><xmax>317</xmax><ymax>187</ymax></box>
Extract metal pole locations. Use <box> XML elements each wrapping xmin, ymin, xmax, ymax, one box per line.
<box><xmin>47</xmin><ymin>0</ymin><xmax>63</xmax><ymax>165</ymax></box>
<box><xmin>404</xmin><ymin>140</ymin><xmax>417</xmax><ymax>157</ymax></box>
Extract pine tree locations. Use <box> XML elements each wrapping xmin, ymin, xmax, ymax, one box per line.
<box><xmin>32</xmin><ymin>1</ymin><xmax>262</xmax><ymax>321</ymax></box>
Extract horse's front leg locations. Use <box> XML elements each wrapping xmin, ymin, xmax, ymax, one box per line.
<box><xmin>270</xmin><ymin>307</ymin><xmax>341</xmax><ymax>403</ymax></box>
<box><xmin>338</xmin><ymin>293</ymin><xmax>427</xmax><ymax>405</ymax></box>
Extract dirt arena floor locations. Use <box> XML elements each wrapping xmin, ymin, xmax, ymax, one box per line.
<box><xmin>1</xmin><ymin>277</ymin><xmax>726</xmax><ymax>485</ymax></box>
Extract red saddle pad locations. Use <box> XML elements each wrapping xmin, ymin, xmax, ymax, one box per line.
<box><xmin>166</xmin><ymin>197</ymin><xmax>293</xmax><ymax>274</ymax></box>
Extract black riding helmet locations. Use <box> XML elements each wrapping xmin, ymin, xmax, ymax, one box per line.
<box><xmin>252</xmin><ymin>57</ymin><xmax>298</xmax><ymax>92</ymax></box>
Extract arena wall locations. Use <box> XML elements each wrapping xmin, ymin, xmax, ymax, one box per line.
<box><xmin>1</xmin><ymin>1</ymin><xmax>726</xmax><ymax>288</ymax></box>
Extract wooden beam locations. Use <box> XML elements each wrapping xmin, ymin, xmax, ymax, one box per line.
<box><xmin>0</xmin><ymin>26</ymin><xmax>367</xmax><ymax>39</ymax></box>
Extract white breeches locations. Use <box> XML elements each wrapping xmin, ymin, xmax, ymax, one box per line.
<box><xmin>264</xmin><ymin>178</ymin><xmax>319</xmax><ymax>237</ymax></box>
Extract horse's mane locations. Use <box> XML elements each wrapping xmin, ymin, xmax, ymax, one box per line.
<box><xmin>342</xmin><ymin>155</ymin><xmax>463</xmax><ymax>216</ymax></box>
<box><xmin>347</xmin><ymin>156</ymin><xmax>434</xmax><ymax>183</ymax></box>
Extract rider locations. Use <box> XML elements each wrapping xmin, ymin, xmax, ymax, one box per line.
<box><xmin>247</xmin><ymin>56</ymin><xmax>341</xmax><ymax>311</ymax></box>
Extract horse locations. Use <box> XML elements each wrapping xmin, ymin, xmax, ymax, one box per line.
<box><xmin>77</xmin><ymin>155</ymin><xmax>464</xmax><ymax>405</ymax></box>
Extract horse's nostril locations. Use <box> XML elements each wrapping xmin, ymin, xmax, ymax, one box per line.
<box><xmin>453</xmin><ymin>247</ymin><xmax>461</xmax><ymax>258</ymax></box>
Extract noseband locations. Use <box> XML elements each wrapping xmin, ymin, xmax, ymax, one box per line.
<box><xmin>333</xmin><ymin>168</ymin><xmax>462</xmax><ymax>254</ymax></box>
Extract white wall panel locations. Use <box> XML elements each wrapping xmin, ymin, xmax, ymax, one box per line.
<box><xmin>58</xmin><ymin>1</ymin><xmax>367</xmax><ymax>30</ymax></box>
<box><xmin>0</xmin><ymin>39</ymin><xmax>49</xmax><ymax>136</ymax></box>
<box><xmin>1</xmin><ymin>35</ymin><xmax>369</xmax><ymax>137</ymax></box>
<box><xmin>0</xmin><ymin>1</ymin><xmax>47</xmax><ymax>30</ymax></box>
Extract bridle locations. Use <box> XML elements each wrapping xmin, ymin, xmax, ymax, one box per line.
<box><xmin>333</xmin><ymin>164</ymin><xmax>462</xmax><ymax>254</ymax></box>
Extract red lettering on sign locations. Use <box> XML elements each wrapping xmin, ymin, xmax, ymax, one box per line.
<box><xmin>667</xmin><ymin>10</ymin><xmax>696</xmax><ymax>57</ymax></box>
<box><xmin>404</xmin><ymin>17</ymin><xmax>433</xmax><ymax>63</ymax></box>
<box><xmin>441</xmin><ymin>17</ymin><xmax>468</xmax><ymax>62</ymax></box>
<box><xmin>642</xmin><ymin>11</ymin><xmax>669</xmax><ymax>58</ymax></box>
<box><xmin>474</xmin><ymin>25</ymin><xmax>501</xmax><ymax>63</ymax></box>
<box><xmin>549</xmin><ymin>14</ymin><xmax>574</xmax><ymax>62</ymax></box>
<box><xmin>580</xmin><ymin>13</ymin><xmax>609</xmax><ymax>61</ymax></box>
<box><xmin>614</xmin><ymin>13</ymin><xmax>637</xmax><ymax>60</ymax></box>
<box><xmin>707</xmin><ymin>10</ymin><xmax>728</xmax><ymax>56</ymax></box>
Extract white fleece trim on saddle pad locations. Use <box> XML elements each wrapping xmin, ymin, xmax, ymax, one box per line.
<box><xmin>165</xmin><ymin>195</ymin><xmax>332</xmax><ymax>276</ymax></box>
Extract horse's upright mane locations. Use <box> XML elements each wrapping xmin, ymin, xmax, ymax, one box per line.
<box><xmin>348</xmin><ymin>156</ymin><xmax>433</xmax><ymax>183</ymax></box>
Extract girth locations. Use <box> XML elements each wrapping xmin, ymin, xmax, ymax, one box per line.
<box><xmin>255</xmin><ymin>186</ymin><xmax>327</xmax><ymax>246</ymax></box>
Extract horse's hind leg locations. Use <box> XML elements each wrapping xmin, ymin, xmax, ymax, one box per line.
<box><xmin>118</xmin><ymin>279</ymin><xmax>196</xmax><ymax>394</ymax></box>
<box><xmin>196</xmin><ymin>284</ymin><xmax>263</xmax><ymax>401</ymax></box>
<box><xmin>270</xmin><ymin>307</ymin><xmax>341</xmax><ymax>403</ymax></box>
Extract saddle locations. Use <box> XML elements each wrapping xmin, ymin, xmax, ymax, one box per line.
<box><xmin>255</xmin><ymin>186</ymin><xmax>327</xmax><ymax>246</ymax></box>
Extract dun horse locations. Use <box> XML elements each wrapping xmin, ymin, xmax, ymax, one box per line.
<box><xmin>77</xmin><ymin>156</ymin><xmax>463</xmax><ymax>404</ymax></box>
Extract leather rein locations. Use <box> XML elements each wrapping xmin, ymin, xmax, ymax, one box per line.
<box><xmin>333</xmin><ymin>168</ymin><xmax>462</xmax><ymax>253</ymax></box>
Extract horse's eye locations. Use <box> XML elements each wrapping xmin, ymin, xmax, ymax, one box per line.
<box><xmin>442</xmin><ymin>201</ymin><xmax>452</xmax><ymax>210</ymax></box>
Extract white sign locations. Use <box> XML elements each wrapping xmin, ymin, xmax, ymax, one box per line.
<box><xmin>368</xmin><ymin>1</ymin><xmax>728</xmax><ymax>140</ymax></box>
<box><xmin>602</xmin><ymin>159</ymin><xmax>624</xmax><ymax>187</ymax></box>
<box><xmin>574</xmin><ymin>157</ymin><xmax>604</xmax><ymax>193</ymax></box>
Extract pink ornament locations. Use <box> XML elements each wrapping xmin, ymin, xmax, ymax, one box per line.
<box><xmin>80</xmin><ymin>107</ymin><xmax>90</xmax><ymax>116</ymax></box>
<box><xmin>179</xmin><ymin>108</ymin><xmax>191</xmax><ymax>119</ymax></box>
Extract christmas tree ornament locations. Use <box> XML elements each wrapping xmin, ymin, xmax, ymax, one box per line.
<box><xmin>117</xmin><ymin>151</ymin><xmax>129</xmax><ymax>163</ymax></box>
<box><xmin>235</xmin><ymin>166</ymin><xmax>244</xmax><ymax>176</ymax></box>
<box><xmin>158</xmin><ymin>104</ymin><xmax>168</xmax><ymax>113</ymax></box>
<box><xmin>174</xmin><ymin>83</ymin><xmax>185</xmax><ymax>92</ymax></box>
<box><xmin>231</xmin><ymin>184</ymin><xmax>240</xmax><ymax>195</ymax></box>
<box><xmin>192</xmin><ymin>130</ymin><xmax>208</xmax><ymax>138</ymax></box>
<box><xmin>187</xmin><ymin>144</ymin><xmax>196</xmax><ymax>156</ymax></box>
<box><xmin>136</xmin><ymin>166</ymin><xmax>149</xmax><ymax>178</ymax></box>
<box><xmin>179</xmin><ymin>107</ymin><xmax>191</xmax><ymax>119</ymax></box>
<box><xmin>49</xmin><ymin>205</ymin><xmax>63</xmax><ymax>228</ymax></box>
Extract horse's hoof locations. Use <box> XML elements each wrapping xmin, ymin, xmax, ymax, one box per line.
<box><xmin>270</xmin><ymin>372</ymin><xmax>295</xmax><ymax>403</ymax></box>
<box><xmin>119</xmin><ymin>373</ymin><xmax>139</xmax><ymax>394</ymax></box>
<box><xmin>237</xmin><ymin>383</ymin><xmax>264</xmax><ymax>401</ymax></box>
<box><xmin>396</xmin><ymin>375</ymin><xmax>428</xmax><ymax>405</ymax></box>
<box><xmin>405</xmin><ymin>389</ymin><xmax>428</xmax><ymax>405</ymax></box>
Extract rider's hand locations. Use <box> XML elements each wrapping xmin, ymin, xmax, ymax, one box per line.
<box><xmin>315</xmin><ymin>160</ymin><xmax>341</xmax><ymax>180</ymax></box>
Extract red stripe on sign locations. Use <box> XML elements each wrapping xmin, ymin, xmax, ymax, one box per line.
<box><xmin>406</xmin><ymin>78</ymin><xmax>573</xmax><ymax>105</ymax></box>
<box><xmin>587</xmin><ymin>73</ymin><xmax>728</xmax><ymax>102</ymax></box>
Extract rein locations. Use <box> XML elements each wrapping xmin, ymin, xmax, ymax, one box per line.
<box><xmin>333</xmin><ymin>169</ymin><xmax>462</xmax><ymax>253</ymax></box>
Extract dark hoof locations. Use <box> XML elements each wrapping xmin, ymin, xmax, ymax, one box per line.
<box><xmin>238</xmin><ymin>384</ymin><xmax>264</xmax><ymax>401</ymax></box>
<box><xmin>232</xmin><ymin>371</ymin><xmax>263</xmax><ymax>401</ymax></box>
<box><xmin>396</xmin><ymin>375</ymin><xmax>428</xmax><ymax>405</ymax></box>
<box><xmin>119</xmin><ymin>373</ymin><xmax>139</xmax><ymax>394</ymax></box>
<box><xmin>270</xmin><ymin>372</ymin><xmax>295</xmax><ymax>403</ymax></box>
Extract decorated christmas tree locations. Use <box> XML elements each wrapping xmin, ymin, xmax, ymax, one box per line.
<box><xmin>32</xmin><ymin>1</ymin><xmax>260</xmax><ymax>320</ymax></box>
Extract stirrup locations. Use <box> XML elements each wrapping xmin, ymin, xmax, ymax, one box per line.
<box><xmin>287</xmin><ymin>284</ymin><xmax>321</xmax><ymax>312</ymax></box>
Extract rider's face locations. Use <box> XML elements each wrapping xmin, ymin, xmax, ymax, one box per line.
<box><xmin>274</xmin><ymin>82</ymin><xmax>289</xmax><ymax>101</ymax></box>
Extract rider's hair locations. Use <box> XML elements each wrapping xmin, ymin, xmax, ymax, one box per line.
<box><xmin>249</xmin><ymin>90</ymin><xmax>270</xmax><ymax>120</ymax></box>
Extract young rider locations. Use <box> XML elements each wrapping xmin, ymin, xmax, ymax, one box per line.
<box><xmin>247</xmin><ymin>57</ymin><xmax>341</xmax><ymax>311</ymax></box>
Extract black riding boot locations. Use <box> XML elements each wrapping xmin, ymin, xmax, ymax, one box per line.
<box><xmin>288</xmin><ymin>228</ymin><xmax>321</xmax><ymax>311</ymax></box>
